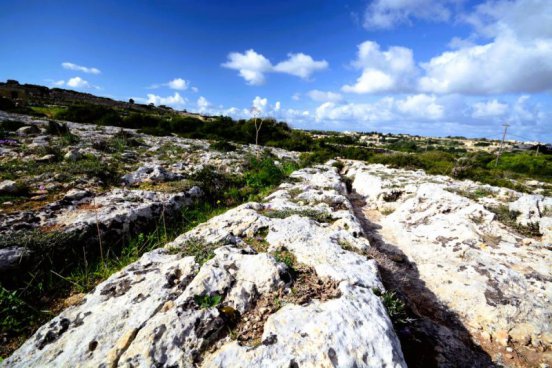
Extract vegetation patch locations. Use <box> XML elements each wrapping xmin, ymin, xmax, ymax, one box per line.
<box><xmin>241</xmin><ymin>227</ymin><xmax>270</xmax><ymax>253</ymax></box>
<box><xmin>263</xmin><ymin>208</ymin><xmax>333</xmax><ymax>223</ymax></box>
<box><xmin>487</xmin><ymin>205</ymin><xmax>542</xmax><ymax>238</ymax></box>
<box><xmin>383</xmin><ymin>190</ymin><xmax>403</xmax><ymax>202</ymax></box>
<box><xmin>372</xmin><ymin>288</ymin><xmax>410</xmax><ymax>326</ymax></box>
<box><xmin>229</xmin><ymin>265</ymin><xmax>340</xmax><ymax>347</ymax></box>
<box><xmin>194</xmin><ymin>294</ymin><xmax>223</xmax><ymax>309</ymax></box>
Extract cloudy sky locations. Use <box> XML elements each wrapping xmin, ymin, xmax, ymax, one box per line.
<box><xmin>1</xmin><ymin>0</ymin><xmax>551</xmax><ymax>142</ymax></box>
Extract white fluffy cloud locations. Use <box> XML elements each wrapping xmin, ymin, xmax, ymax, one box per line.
<box><xmin>150</xmin><ymin>78</ymin><xmax>190</xmax><ymax>90</ymax></box>
<box><xmin>419</xmin><ymin>35</ymin><xmax>552</xmax><ymax>94</ymax></box>
<box><xmin>363</xmin><ymin>0</ymin><xmax>458</xmax><ymax>30</ymax></box>
<box><xmin>342</xmin><ymin>41</ymin><xmax>417</xmax><ymax>94</ymax></box>
<box><xmin>252</xmin><ymin>96</ymin><xmax>268</xmax><ymax>112</ymax></box>
<box><xmin>196</xmin><ymin>96</ymin><xmax>210</xmax><ymax>113</ymax></box>
<box><xmin>274</xmin><ymin>101</ymin><xmax>281</xmax><ymax>111</ymax></box>
<box><xmin>419</xmin><ymin>0</ymin><xmax>552</xmax><ymax>94</ymax></box>
<box><xmin>315</xmin><ymin>94</ymin><xmax>443</xmax><ymax>123</ymax></box>
<box><xmin>222</xmin><ymin>49</ymin><xmax>273</xmax><ymax>85</ymax></box>
<box><xmin>273</xmin><ymin>53</ymin><xmax>328</xmax><ymax>79</ymax></box>
<box><xmin>472</xmin><ymin>99</ymin><xmax>508</xmax><ymax>118</ymax></box>
<box><xmin>167</xmin><ymin>78</ymin><xmax>188</xmax><ymax>90</ymax></box>
<box><xmin>66</xmin><ymin>77</ymin><xmax>91</xmax><ymax>88</ymax></box>
<box><xmin>307</xmin><ymin>90</ymin><xmax>343</xmax><ymax>102</ymax></box>
<box><xmin>62</xmin><ymin>62</ymin><xmax>101</xmax><ymax>74</ymax></box>
<box><xmin>222</xmin><ymin>50</ymin><xmax>327</xmax><ymax>85</ymax></box>
<box><xmin>146</xmin><ymin>92</ymin><xmax>187</xmax><ymax>107</ymax></box>
<box><xmin>351</xmin><ymin>0</ymin><xmax>552</xmax><ymax>95</ymax></box>
<box><xmin>396</xmin><ymin>94</ymin><xmax>444</xmax><ymax>120</ymax></box>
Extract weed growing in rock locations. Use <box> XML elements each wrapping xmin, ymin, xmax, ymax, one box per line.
<box><xmin>194</xmin><ymin>294</ymin><xmax>223</xmax><ymax>309</ymax></box>
<box><xmin>372</xmin><ymin>288</ymin><xmax>410</xmax><ymax>326</ymax></box>
<box><xmin>380</xmin><ymin>208</ymin><xmax>395</xmax><ymax>215</ymax></box>
<box><xmin>180</xmin><ymin>238</ymin><xmax>217</xmax><ymax>266</ymax></box>
<box><xmin>273</xmin><ymin>250</ymin><xmax>296</xmax><ymax>269</ymax></box>
<box><xmin>488</xmin><ymin>205</ymin><xmax>543</xmax><ymax>238</ymax></box>
<box><xmin>383</xmin><ymin>190</ymin><xmax>403</xmax><ymax>202</ymax></box>
<box><xmin>263</xmin><ymin>208</ymin><xmax>333</xmax><ymax>223</ymax></box>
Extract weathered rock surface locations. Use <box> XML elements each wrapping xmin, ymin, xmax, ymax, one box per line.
<box><xmin>0</xmin><ymin>187</ymin><xmax>201</xmax><ymax>274</ymax></box>
<box><xmin>121</xmin><ymin>164</ymin><xmax>182</xmax><ymax>185</ymax></box>
<box><xmin>509</xmin><ymin>194</ymin><xmax>552</xmax><ymax>243</ymax></box>
<box><xmin>4</xmin><ymin>163</ymin><xmax>406</xmax><ymax>368</ymax></box>
<box><xmin>0</xmin><ymin>180</ymin><xmax>18</xmax><ymax>195</ymax></box>
<box><xmin>346</xmin><ymin>161</ymin><xmax>552</xmax><ymax>366</ymax></box>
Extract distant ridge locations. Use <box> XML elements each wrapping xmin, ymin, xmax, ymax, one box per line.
<box><xmin>0</xmin><ymin>79</ymin><xmax>204</xmax><ymax>119</ymax></box>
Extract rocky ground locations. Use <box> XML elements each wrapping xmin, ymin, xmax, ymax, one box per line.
<box><xmin>1</xmin><ymin>111</ymin><xmax>551</xmax><ymax>367</ymax></box>
<box><xmin>3</xmin><ymin>163</ymin><xmax>406</xmax><ymax>367</ymax></box>
<box><xmin>0</xmin><ymin>111</ymin><xmax>298</xmax><ymax>276</ymax></box>
<box><xmin>345</xmin><ymin>162</ymin><xmax>552</xmax><ymax>367</ymax></box>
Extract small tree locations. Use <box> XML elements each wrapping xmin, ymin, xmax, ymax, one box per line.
<box><xmin>128</xmin><ymin>98</ymin><xmax>134</xmax><ymax>104</ymax></box>
<box><xmin>251</xmin><ymin>107</ymin><xmax>263</xmax><ymax>155</ymax></box>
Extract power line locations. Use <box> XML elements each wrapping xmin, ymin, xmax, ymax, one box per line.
<box><xmin>495</xmin><ymin>122</ymin><xmax>510</xmax><ymax>167</ymax></box>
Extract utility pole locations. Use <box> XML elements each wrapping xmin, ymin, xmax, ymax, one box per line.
<box><xmin>494</xmin><ymin>122</ymin><xmax>510</xmax><ymax>167</ymax></box>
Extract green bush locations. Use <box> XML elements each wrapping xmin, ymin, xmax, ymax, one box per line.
<box><xmin>210</xmin><ymin>140</ymin><xmax>237</xmax><ymax>152</ymax></box>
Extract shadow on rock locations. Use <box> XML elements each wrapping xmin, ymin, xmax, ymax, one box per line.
<box><xmin>349</xmin><ymin>191</ymin><xmax>495</xmax><ymax>368</ymax></box>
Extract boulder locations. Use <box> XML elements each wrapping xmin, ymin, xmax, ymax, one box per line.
<box><xmin>121</xmin><ymin>164</ymin><xmax>181</xmax><ymax>185</ymax></box>
<box><xmin>16</xmin><ymin>125</ymin><xmax>40</xmax><ymax>136</ymax></box>
<box><xmin>63</xmin><ymin>149</ymin><xmax>81</xmax><ymax>161</ymax></box>
<box><xmin>0</xmin><ymin>180</ymin><xmax>18</xmax><ymax>195</ymax></box>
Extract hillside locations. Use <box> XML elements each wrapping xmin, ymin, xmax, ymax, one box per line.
<box><xmin>0</xmin><ymin>94</ymin><xmax>551</xmax><ymax>367</ymax></box>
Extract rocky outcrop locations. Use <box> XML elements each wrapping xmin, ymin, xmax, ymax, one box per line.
<box><xmin>122</xmin><ymin>164</ymin><xmax>182</xmax><ymax>185</ymax></box>
<box><xmin>509</xmin><ymin>194</ymin><xmax>552</xmax><ymax>243</ymax></box>
<box><xmin>4</xmin><ymin>163</ymin><xmax>406</xmax><ymax>368</ymax></box>
<box><xmin>0</xmin><ymin>187</ymin><xmax>201</xmax><ymax>274</ymax></box>
<box><xmin>345</xmin><ymin>161</ymin><xmax>552</xmax><ymax>366</ymax></box>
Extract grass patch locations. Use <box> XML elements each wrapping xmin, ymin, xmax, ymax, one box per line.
<box><xmin>194</xmin><ymin>294</ymin><xmax>223</xmax><ymax>309</ymax></box>
<box><xmin>373</xmin><ymin>288</ymin><xmax>410</xmax><ymax>326</ymax></box>
<box><xmin>488</xmin><ymin>205</ymin><xmax>542</xmax><ymax>237</ymax></box>
<box><xmin>263</xmin><ymin>208</ymin><xmax>333</xmax><ymax>223</ymax></box>
<box><xmin>178</xmin><ymin>237</ymin><xmax>217</xmax><ymax>265</ymax></box>
<box><xmin>273</xmin><ymin>250</ymin><xmax>296</xmax><ymax>270</ymax></box>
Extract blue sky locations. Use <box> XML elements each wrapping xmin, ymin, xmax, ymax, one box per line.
<box><xmin>1</xmin><ymin>0</ymin><xmax>551</xmax><ymax>142</ymax></box>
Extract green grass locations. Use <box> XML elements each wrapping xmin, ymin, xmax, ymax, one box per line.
<box><xmin>194</xmin><ymin>294</ymin><xmax>223</xmax><ymax>309</ymax></box>
<box><xmin>263</xmin><ymin>208</ymin><xmax>333</xmax><ymax>223</ymax></box>
<box><xmin>487</xmin><ymin>205</ymin><xmax>542</xmax><ymax>238</ymax></box>
<box><xmin>372</xmin><ymin>288</ymin><xmax>409</xmax><ymax>326</ymax></box>
<box><xmin>273</xmin><ymin>250</ymin><xmax>296</xmax><ymax>269</ymax></box>
<box><xmin>169</xmin><ymin>237</ymin><xmax>218</xmax><ymax>265</ymax></box>
<box><xmin>30</xmin><ymin>106</ymin><xmax>67</xmax><ymax>118</ymax></box>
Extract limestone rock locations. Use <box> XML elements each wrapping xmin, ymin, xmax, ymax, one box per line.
<box><xmin>345</xmin><ymin>161</ymin><xmax>552</xmax><ymax>365</ymax></box>
<box><xmin>5</xmin><ymin>163</ymin><xmax>406</xmax><ymax>368</ymax></box>
<box><xmin>16</xmin><ymin>125</ymin><xmax>40</xmax><ymax>136</ymax></box>
<box><xmin>122</xmin><ymin>164</ymin><xmax>182</xmax><ymax>185</ymax></box>
<box><xmin>0</xmin><ymin>180</ymin><xmax>18</xmax><ymax>195</ymax></box>
<box><xmin>63</xmin><ymin>148</ymin><xmax>81</xmax><ymax>161</ymax></box>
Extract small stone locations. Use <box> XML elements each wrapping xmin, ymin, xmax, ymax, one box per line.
<box><xmin>36</xmin><ymin>154</ymin><xmax>56</xmax><ymax>163</ymax></box>
<box><xmin>494</xmin><ymin>330</ymin><xmax>510</xmax><ymax>347</ymax></box>
<box><xmin>64</xmin><ymin>149</ymin><xmax>81</xmax><ymax>161</ymax></box>
<box><xmin>63</xmin><ymin>189</ymin><xmax>91</xmax><ymax>202</ymax></box>
<box><xmin>0</xmin><ymin>180</ymin><xmax>18</xmax><ymax>195</ymax></box>
<box><xmin>16</xmin><ymin>125</ymin><xmax>40</xmax><ymax>136</ymax></box>
<box><xmin>506</xmin><ymin>347</ymin><xmax>513</xmax><ymax>352</ymax></box>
